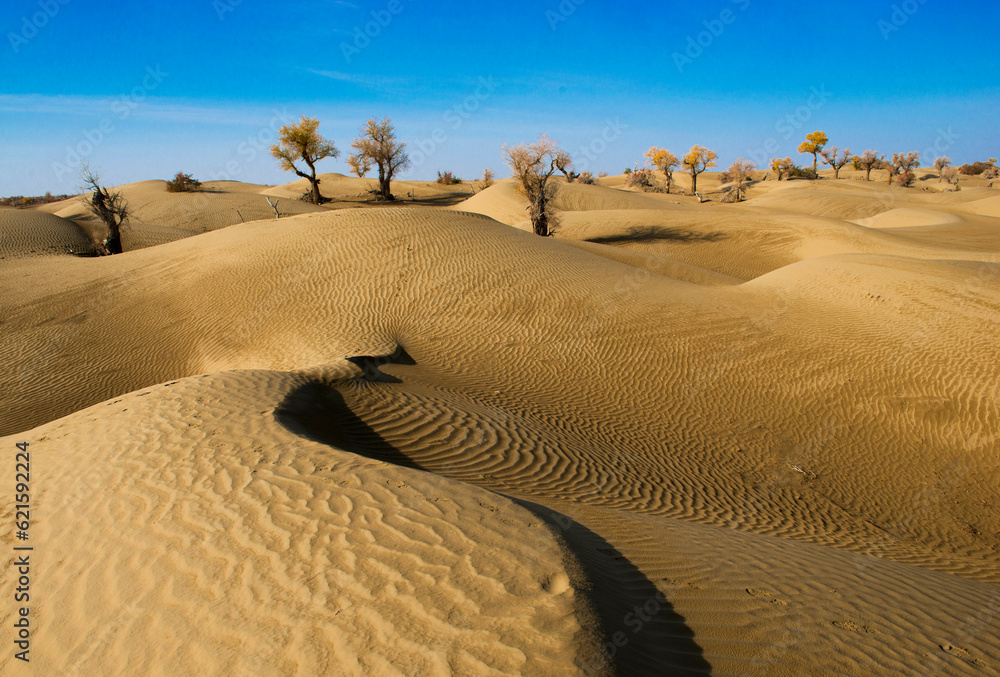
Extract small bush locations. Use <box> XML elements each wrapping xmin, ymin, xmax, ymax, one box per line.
<box><xmin>982</xmin><ymin>167</ymin><xmax>999</xmax><ymax>180</ymax></box>
<box><xmin>436</xmin><ymin>171</ymin><xmax>462</xmax><ymax>185</ymax></box>
<box><xmin>896</xmin><ymin>171</ymin><xmax>915</xmax><ymax>187</ymax></box>
<box><xmin>625</xmin><ymin>168</ymin><xmax>655</xmax><ymax>190</ymax></box>
<box><xmin>959</xmin><ymin>161</ymin><xmax>994</xmax><ymax>175</ymax></box>
<box><xmin>941</xmin><ymin>167</ymin><xmax>959</xmax><ymax>184</ymax></box>
<box><xmin>481</xmin><ymin>168</ymin><xmax>495</xmax><ymax>188</ymax></box>
<box><xmin>166</xmin><ymin>172</ymin><xmax>202</xmax><ymax>192</ymax></box>
<box><xmin>623</xmin><ymin>167</ymin><xmax>632</xmax><ymax>174</ymax></box>
<box><xmin>597</xmin><ymin>171</ymin><xmax>608</xmax><ymax>178</ymax></box>
<box><xmin>787</xmin><ymin>165</ymin><xmax>818</xmax><ymax>180</ymax></box>
<box><xmin>576</xmin><ymin>171</ymin><xmax>596</xmax><ymax>184</ymax></box>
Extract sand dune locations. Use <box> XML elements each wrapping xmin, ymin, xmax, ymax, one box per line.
<box><xmin>3</xmin><ymin>176</ymin><xmax>999</xmax><ymax>675</ymax></box>
<box><xmin>35</xmin><ymin>180</ymin><xmax>328</xmax><ymax>251</ymax></box>
<box><xmin>0</xmin><ymin>207</ymin><xmax>94</xmax><ymax>259</ymax></box>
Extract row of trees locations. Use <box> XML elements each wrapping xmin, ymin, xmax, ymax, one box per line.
<box><xmin>271</xmin><ymin>116</ymin><xmax>409</xmax><ymax>204</ymax></box>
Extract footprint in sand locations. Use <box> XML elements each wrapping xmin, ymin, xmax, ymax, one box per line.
<box><xmin>833</xmin><ymin>620</ymin><xmax>875</xmax><ymax>634</ymax></box>
<box><xmin>746</xmin><ymin>588</ymin><xmax>788</xmax><ymax>606</ymax></box>
<box><xmin>941</xmin><ymin>644</ymin><xmax>987</xmax><ymax>667</ymax></box>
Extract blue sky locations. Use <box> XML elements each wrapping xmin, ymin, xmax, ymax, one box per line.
<box><xmin>1</xmin><ymin>0</ymin><xmax>998</xmax><ymax>195</ymax></box>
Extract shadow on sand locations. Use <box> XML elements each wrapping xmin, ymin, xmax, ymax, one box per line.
<box><xmin>275</xmin><ymin>378</ymin><xmax>712</xmax><ymax>676</ymax></box>
<box><xmin>586</xmin><ymin>225</ymin><xmax>726</xmax><ymax>245</ymax></box>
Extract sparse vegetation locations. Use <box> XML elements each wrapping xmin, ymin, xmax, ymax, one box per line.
<box><xmin>770</xmin><ymin>157</ymin><xmax>794</xmax><ymax>181</ymax></box>
<box><xmin>0</xmin><ymin>192</ymin><xmax>72</xmax><ymax>208</ymax></box>
<box><xmin>481</xmin><ymin>168</ymin><xmax>496</xmax><ymax>188</ymax></box>
<box><xmin>502</xmin><ymin>134</ymin><xmax>570</xmax><ymax>237</ymax></box>
<box><xmin>597</xmin><ymin>171</ymin><xmax>609</xmax><ymax>178</ymax></box>
<box><xmin>896</xmin><ymin>171</ymin><xmax>916</xmax><ymax>188</ymax></box>
<box><xmin>933</xmin><ymin>156</ymin><xmax>952</xmax><ymax>182</ymax></box>
<box><xmin>271</xmin><ymin>115</ymin><xmax>338</xmax><ymax>205</ymax></box>
<box><xmin>893</xmin><ymin>151</ymin><xmax>921</xmax><ymax>175</ymax></box>
<box><xmin>720</xmin><ymin>158</ymin><xmax>756</xmax><ymax>203</ymax></box>
<box><xmin>436</xmin><ymin>171</ymin><xmax>462</xmax><ymax>185</ymax></box>
<box><xmin>349</xmin><ymin>117</ymin><xmax>410</xmax><ymax>201</ymax></box>
<box><xmin>646</xmin><ymin>147</ymin><xmax>680</xmax><ymax>194</ymax></box>
<box><xmin>80</xmin><ymin>165</ymin><xmax>128</xmax><ymax>256</ymax></box>
<box><xmin>625</xmin><ymin>168</ymin><xmax>655</xmax><ymax>191</ymax></box>
<box><xmin>576</xmin><ymin>171</ymin><xmax>596</xmax><ymax>185</ymax></box>
<box><xmin>959</xmin><ymin>161</ymin><xmax>996</xmax><ymax>175</ymax></box>
<box><xmin>857</xmin><ymin>150</ymin><xmax>885</xmax><ymax>182</ymax></box>
<box><xmin>820</xmin><ymin>146</ymin><xmax>852</xmax><ymax>179</ymax></box>
<box><xmin>165</xmin><ymin>172</ymin><xmax>202</xmax><ymax>193</ymax></box>
<box><xmin>941</xmin><ymin>167</ymin><xmax>959</xmax><ymax>184</ymax></box>
<box><xmin>683</xmin><ymin>145</ymin><xmax>718</xmax><ymax>195</ymax></box>
<box><xmin>787</xmin><ymin>164</ymin><xmax>818</xmax><ymax>180</ymax></box>
<box><xmin>553</xmin><ymin>152</ymin><xmax>575</xmax><ymax>182</ymax></box>
<box><xmin>797</xmin><ymin>131</ymin><xmax>828</xmax><ymax>174</ymax></box>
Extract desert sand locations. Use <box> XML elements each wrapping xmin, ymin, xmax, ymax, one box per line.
<box><xmin>2</xmin><ymin>169</ymin><xmax>999</xmax><ymax>675</ymax></box>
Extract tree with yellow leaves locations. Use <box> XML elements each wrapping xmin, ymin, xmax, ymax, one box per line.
<box><xmin>683</xmin><ymin>145</ymin><xmax>718</xmax><ymax>195</ymax></box>
<box><xmin>349</xmin><ymin>117</ymin><xmax>410</xmax><ymax>201</ymax></box>
<box><xmin>797</xmin><ymin>130</ymin><xmax>828</xmax><ymax>175</ymax></box>
<box><xmin>645</xmin><ymin>147</ymin><xmax>680</xmax><ymax>194</ymax></box>
<box><xmin>770</xmin><ymin>157</ymin><xmax>794</xmax><ymax>181</ymax></box>
<box><xmin>270</xmin><ymin>115</ymin><xmax>339</xmax><ymax>204</ymax></box>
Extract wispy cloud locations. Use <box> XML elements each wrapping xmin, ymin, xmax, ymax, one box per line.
<box><xmin>0</xmin><ymin>94</ymin><xmax>290</xmax><ymax>126</ymax></box>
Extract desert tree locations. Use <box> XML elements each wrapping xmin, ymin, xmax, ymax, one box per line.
<box><xmin>797</xmin><ymin>130</ymin><xmax>829</xmax><ymax>174</ymax></box>
<box><xmin>165</xmin><ymin>172</ymin><xmax>202</xmax><ymax>193</ymax></box>
<box><xmin>646</xmin><ymin>147</ymin><xmax>680</xmax><ymax>193</ymax></box>
<box><xmin>349</xmin><ymin>117</ymin><xmax>410</xmax><ymax>201</ymax></box>
<box><xmin>893</xmin><ymin>151</ymin><xmax>921</xmax><ymax>173</ymax></box>
<box><xmin>270</xmin><ymin>115</ymin><xmax>339</xmax><ymax>205</ymax></box>
<box><xmin>888</xmin><ymin>152</ymin><xmax>920</xmax><ymax>187</ymax></box>
<box><xmin>683</xmin><ymin>145</ymin><xmax>718</xmax><ymax>195</ymax></box>
<box><xmin>481</xmin><ymin>168</ymin><xmax>496</xmax><ymax>188</ymax></box>
<box><xmin>770</xmin><ymin>157</ymin><xmax>794</xmax><ymax>181</ymax></box>
<box><xmin>933</xmin><ymin>156</ymin><xmax>952</xmax><ymax>182</ymax></box>
<box><xmin>625</xmin><ymin>168</ymin><xmax>656</xmax><ymax>191</ymax></box>
<box><xmin>721</xmin><ymin>158</ymin><xmax>756</xmax><ymax>203</ymax></box>
<box><xmin>347</xmin><ymin>153</ymin><xmax>372</xmax><ymax>178</ymax></box>
<box><xmin>502</xmin><ymin>134</ymin><xmax>569</xmax><ymax>237</ymax></box>
<box><xmin>820</xmin><ymin>146</ymin><xmax>852</xmax><ymax>179</ymax></box>
<box><xmin>553</xmin><ymin>150</ymin><xmax>575</xmax><ymax>182</ymax></box>
<box><xmin>857</xmin><ymin>150</ymin><xmax>885</xmax><ymax>182</ymax></box>
<box><xmin>80</xmin><ymin>165</ymin><xmax>128</xmax><ymax>255</ymax></box>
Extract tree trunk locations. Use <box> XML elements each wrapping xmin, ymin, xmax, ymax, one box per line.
<box><xmin>105</xmin><ymin>220</ymin><xmax>123</xmax><ymax>255</ymax></box>
<box><xmin>378</xmin><ymin>164</ymin><xmax>391</xmax><ymax>200</ymax></box>
<box><xmin>691</xmin><ymin>171</ymin><xmax>698</xmax><ymax>195</ymax></box>
<box><xmin>866</xmin><ymin>167</ymin><xmax>873</xmax><ymax>181</ymax></box>
<box><xmin>812</xmin><ymin>153</ymin><xmax>818</xmax><ymax>174</ymax></box>
<box><xmin>304</xmin><ymin>158</ymin><xmax>320</xmax><ymax>205</ymax></box>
